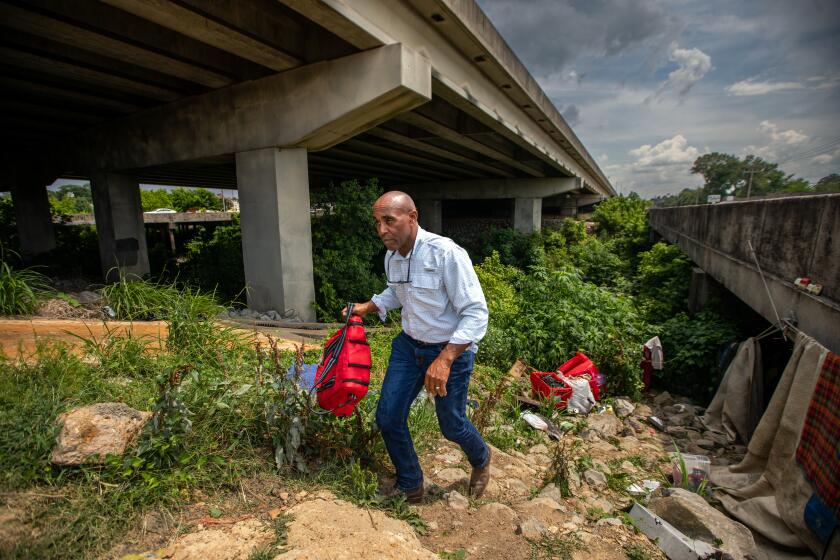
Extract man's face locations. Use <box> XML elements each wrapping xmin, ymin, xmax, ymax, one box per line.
<box><xmin>372</xmin><ymin>203</ymin><xmax>417</xmax><ymax>253</ymax></box>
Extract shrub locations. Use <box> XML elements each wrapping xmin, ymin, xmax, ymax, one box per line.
<box><xmin>476</xmin><ymin>255</ymin><xmax>649</xmax><ymax>399</ymax></box>
<box><xmin>635</xmin><ymin>242</ymin><xmax>692</xmax><ymax>322</ymax></box>
<box><xmin>181</xmin><ymin>216</ymin><xmax>245</xmax><ymax>304</ymax></box>
<box><xmin>567</xmin><ymin>236</ymin><xmax>630</xmax><ymax>290</ymax></box>
<box><xmin>657</xmin><ymin>311</ymin><xmax>738</xmax><ymax>403</ymax></box>
<box><xmin>591</xmin><ymin>194</ymin><xmax>651</xmax><ymax>261</ymax></box>
<box><xmin>310</xmin><ymin>179</ymin><xmax>385</xmax><ymax>321</ymax></box>
<box><xmin>98</xmin><ymin>273</ymin><xmax>222</xmax><ymax>321</ymax></box>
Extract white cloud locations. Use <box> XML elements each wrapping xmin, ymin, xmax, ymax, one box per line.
<box><xmin>726</xmin><ymin>75</ymin><xmax>840</xmax><ymax>96</ymax></box>
<box><xmin>813</xmin><ymin>147</ymin><xmax>840</xmax><ymax>164</ymax></box>
<box><xmin>758</xmin><ymin>120</ymin><xmax>808</xmax><ymax>145</ymax></box>
<box><xmin>726</xmin><ymin>80</ymin><xmax>805</xmax><ymax>96</ymax></box>
<box><xmin>629</xmin><ymin>134</ymin><xmax>701</xmax><ymax>167</ymax></box>
<box><xmin>646</xmin><ymin>44</ymin><xmax>712</xmax><ymax>102</ymax></box>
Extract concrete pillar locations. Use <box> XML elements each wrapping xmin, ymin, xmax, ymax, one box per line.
<box><xmin>90</xmin><ymin>173</ymin><xmax>150</xmax><ymax>281</ymax></box>
<box><xmin>513</xmin><ymin>197</ymin><xmax>542</xmax><ymax>234</ymax></box>
<box><xmin>10</xmin><ymin>185</ymin><xmax>56</xmax><ymax>256</ymax></box>
<box><xmin>688</xmin><ymin>267</ymin><xmax>712</xmax><ymax>313</ymax></box>
<box><xmin>235</xmin><ymin>148</ymin><xmax>316</xmax><ymax>322</ymax></box>
<box><xmin>417</xmin><ymin>199</ymin><xmax>442</xmax><ymax>233</ymax></box>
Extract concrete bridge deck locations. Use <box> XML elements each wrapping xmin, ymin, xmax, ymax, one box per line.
<box><xmin>649</xmin><ymin>195</ymin><xmax>840</xmax><ymax>354</ymax></box>
<box><xmin>2</xmin><ymin>0</ymin><xmax>614</xmax><ymax>320</ymax></box>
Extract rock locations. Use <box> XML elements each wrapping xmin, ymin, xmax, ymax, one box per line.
<box><xmin>649</xmin><ymin>488</ymin><xmax>759</xmax><ymax>560</ymax></box>
<box><xmin>526</xmin><ymin>497</ymin><xmax>566</xmax><ymax>512</ymax></box>
<box><xmin>592</xmin><ymin>459</ymin><xmax>611</xmax><ymax>475</ymax></box>
<box><xmin>596</xmin><ymin>517</ymin><xmax>622</xmax><ymax>527</ymax></box>
<box><xmin>530</xmin><ymin>453</ymin><xmax>552</xmax><ymax>466</ymax></box>
<box><xmin>504</xmin><ymin>478</ymin><xmax>531</xmax><ymax>497</ymax></box>
<box><xmin>502</xmin><ymin>462</ymin><xmax>536</xmax><ymax>479</ymax></box>
<box><xmin>618</xmin><ymin>436</ymin><xmax>641</xmax><ymax>453</ymax></box>
<box><xmin>653</xmin><ymin>391</ymin><xmax>673</xmax><ymax>406</ymax></box>
<box><xmin>434</xmin><ymin>449</ymin><xmax>462</xmax><ymax>464</ymax></box>
<box><xmin>585</xmin><ymin>497</ymin><xmax>615</xmax><ymax>515</ymax></box>
<box><xmin>529</xmin><ymin>443</ymin><xmax>549</xmax><ymax>455</ymax></box>
<box><xmin>585</xmin><ymin>413</ymin><xmax>623</xmax><ymax>437</ymax></box>
<box><xmin>625</xmin><ymin>416</ymin><xmax>646</xmax><ymax>433</ymax></box>
<box><xmin>704</xmin><ymin>432</ymin><xmax>729</xmax><ymax>446</ymax></box>
<box><xmin>620</xmin><ymin>460</ymin><xmax>638</xmax><ymax>474</ymax></box>
<box><xmin>445</xmin><ymin>490</ymin><xmax>469</xmax><ymax>510</ymax></box>
<box><xmin>479</xmin><ymin>502</ymin><xmax>518</xmax><ymax>524</ymax></box>
<box><xmin>77</xmin><ymin>290</ymin><xmax>102</xmax><ymax>304</ymax></box>
<box><xmin>665</xmin><ymin>425</ymin><xmax>688</xmax><ymax>438</ymax></box>
<box><xmin>517</xmin><ymin>518</ymin><xmax>548</xmax><ymax>540</ymax></box>
<box><xmin>580</xmin><ymin>428</ymin><xmax>601</xmax><ymax>442</ymax></box>
<box><xmin>583</xmin><ymin>469</ymin><xmax>607</xmax><ymax>489</ymax></box>
<box><xmin>50</xmin><ymin>403</ymin><xmax>151</xmax><ymax>465</ymax></box>
<box><xmin>632</xmin><ymin>404</ymin><xmax>652</xmax><ymax>418</ymax></box>
<box><xmin>695</xmin><ymin>438</ymin><xmax>716</xmax><ymax>450</ymax></box>
<box><xmin>434</xmin><ymin>467</ymin><xmax>468</xmax><ymax>485</ymax></box>
<box><xmin>275</xmin><ymin>497</ymin><xmax>438</xmax><ymax>559</ymax></box>
<box><xmin>538</xmin><ymin>483</ymin><xmax>565</xmax><ymax>503</ymax></box>
<box><xmin>613</xmin><ymin>399</ymin><xmax>635</xmax><ymax>418</ymax></box>
<box><xmin>619</xmin><ymin>427</ymin><xmax>635</xmax><ymax>437</ymax></box>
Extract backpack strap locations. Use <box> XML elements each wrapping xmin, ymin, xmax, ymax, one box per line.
<box><xmin>313</xmin><ymin>302</ymin><xmax>355</xmax><ymax>389</ymax></box>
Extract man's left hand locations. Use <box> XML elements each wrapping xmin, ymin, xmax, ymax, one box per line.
<box><xmin>425</xmin><ymin>356</ymin><xmax>451</xmax><ymax>397</ymax></box>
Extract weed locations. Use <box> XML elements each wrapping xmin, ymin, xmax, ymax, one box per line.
<box><xmin>98</xmin><ymin>272</ymin><xmax>221</xmax><ymax>321</ymax></box>
<box><xmin>586</xmin><ymin>507</ymin><xmax>610</xmax><ymax>522</ymax></box>
<box><xmin>527</xmin><ymin>532</ymin><xmax>583</xmax><ymax>560</ymax></box>
<box><xmin>248</xmin><ymin>514</ymin><xmax>293</xmax><ymax>560</ymax></box>
<box><xmin>576</xmin><ymin>454</ymin><xmax>594</xmax><ymax>472</ymax></box>
<box><xmin>542</xmin><ymin>439</ymin><xmax>577</xmax><ymax>498</ymax></box>
<box><xmin>0</xmin><ymin>247</ymin><xmax>50</xmax><ymax>315</ymax></box>
<box><xmin>623</xmin><ymin>543</ymin><xmax>652</xmax><ymax>560</ymax></box>
<box><xmin>606</xmin><ymin>471</ymin><xmax>632</xmax><ymax>494</ymax></box>
<box><xmin>439</xmin><ymin>549</ymin><xmax>466</xmax><ymax>560</ymax></box>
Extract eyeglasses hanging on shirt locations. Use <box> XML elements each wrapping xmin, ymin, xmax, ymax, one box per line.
<box><xmin>385</xmin><ymin>250</ymin><xmax>412</xmax><ymax>284</ymax></box>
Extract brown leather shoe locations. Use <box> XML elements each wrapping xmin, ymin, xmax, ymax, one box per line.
<box><xmin>469</xmin><ymin>448</ymin><xmax>492</xmax><ymax>498</ymax></box>
<box><xmin>383</xmin><ymin>483</ymin><xmax>424</xmax><ymax>504</ymax></box>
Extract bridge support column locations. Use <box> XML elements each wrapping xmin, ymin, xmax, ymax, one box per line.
<box><xmin>236</xmin><ymin>148</ymin><xmax>316</xmax><ymax>321</ymax></box>
<box><xmin>10</xmin><ymin>185</ymin><xmax>55</xmax><ymax>256</ymax></box>
<box><xmin>417</xmin><ymin>199</ymin><xmax>442</xmax><ymax>233</ymax></box>
<box><xmin>513</xmin><ymin>197</ymin><xmax>541</xmax><ymax>234</ymax></box>
<box><xmin>90</xmin><ymin>173</ymin><xmax>149</xmax><ymax>281</ymax></box>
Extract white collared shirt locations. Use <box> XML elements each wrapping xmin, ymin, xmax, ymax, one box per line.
<box><xmin>371</xmin><ymin>227</ymin><xmax>488</xmax><ymax>352</ymax></box>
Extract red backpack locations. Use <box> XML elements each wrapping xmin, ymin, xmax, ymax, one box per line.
<box><xmin>313</xmin><ymin>304</ymin><xmax>371</xmax><ymax>416</ymax></box>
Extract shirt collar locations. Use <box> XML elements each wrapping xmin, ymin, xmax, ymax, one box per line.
<box><xmin>391</xmin><ymin>226</ymin><xmax>428</xmax><ymax>260</ymax></box>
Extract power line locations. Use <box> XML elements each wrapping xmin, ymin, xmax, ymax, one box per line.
<box><xmin>775</xmin><ymin>136</ymin><xmax>840</xmax><ymax>165</ymax></box>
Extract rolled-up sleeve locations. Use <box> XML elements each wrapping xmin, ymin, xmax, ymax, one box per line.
<box><xmin>371</xmin><ymin>286</ymin><xmax>401</xmax><ymax>322</ymax></box>
<box><xmin>443</xmin><ymin>247</ymin><xmax>488</xmax><ymax>345</ymax></box>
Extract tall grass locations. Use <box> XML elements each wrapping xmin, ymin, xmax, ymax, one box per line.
<box><xmin>0</xmin><ymin>248</ymin><xmax>50</xmax><ymax>315</ymax></box>
<box><xmin>98</xmin><ymin>271</ymin><xmax>222</xmax><ymax>320</ymax></box>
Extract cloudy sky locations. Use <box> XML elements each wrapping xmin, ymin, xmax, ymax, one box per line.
<box><xmin>476</xmin><ymin>0</ymin><xmax>840</xmax><ymax>197</ymax></box>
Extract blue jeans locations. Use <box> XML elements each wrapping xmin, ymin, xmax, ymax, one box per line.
<box><xmin>375</xmin><ymin>332</ymin><xmax>489</xmax><ymax>491</ymax></box>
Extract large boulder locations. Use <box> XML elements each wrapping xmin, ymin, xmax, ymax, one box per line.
<box><xmin>649</xmin><ymin>488</ymin><xmax>759</xmax><ymax>559</ymax></box>
<box><xmin>613</xmin><ymin>398</ymin><xmax>636</xmax><ymax>418</ymax></box>
<box><xmin>51</xmin><ymin>402</ymin><xmax>151</xmax><ymax>465</ymax></box>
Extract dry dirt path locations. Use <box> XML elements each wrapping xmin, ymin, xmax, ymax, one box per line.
<box><xmin>0</xmin><ymin>318</ymin><xmax>318</xmax><ymax>360</ymax></box>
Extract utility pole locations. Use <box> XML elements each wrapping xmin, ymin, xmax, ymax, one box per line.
<box><xmin>745</xmin><ymin>169</ymin><xmax>755</xmax><ymax>199</ymax></box>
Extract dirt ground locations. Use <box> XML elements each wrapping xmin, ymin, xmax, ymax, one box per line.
<box><xmin>0</xmin><ymin>318</ymin><xmax>316</xmax><ymax>360</ymax></box>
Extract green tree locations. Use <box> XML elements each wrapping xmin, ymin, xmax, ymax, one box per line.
<box><xmin>591</xmin><ymin>193</ymin><xmax>651</xmax><ymax>261</ymax></box>
<box><xmin>49</xmin><ymin>184</ymin><xmax>94</xmax><ymax>214</ymax></box>
<box><xmin>140</xmin><ymin>189</ymin><xmax>173</xmax><ymax>211</ymax></box>
<box><xmin>815</xmin><ymin>174</ymin><xmax>840</xmax><ymax>193</ymax></box>
<box><xmin>737</xmin><ymin>155</ymin><xmax>788</xmax><ymax>196</ymax></box>
<box><xmin>170</xmin><ymin>188</ymin><xmax>222</xmax><ymax>212</ymax></box>
<box><xmin>691</xmin><ymin>152</ymin><xmax>743</xmax><ymax>196</ymax></box>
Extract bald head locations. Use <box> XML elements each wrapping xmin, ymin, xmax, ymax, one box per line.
<box><xmin>372</xmin><ymin>191</ymin><xmax>419</xmax><ymax>255</ymax></box>
<box><xmin>373</xmin><ymin>191</ymin><xmax>416</xmax><ymax>215</ymax></box>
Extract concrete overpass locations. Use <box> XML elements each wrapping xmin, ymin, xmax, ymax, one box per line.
<box><xmin>2</xmin><ymin>0</ymin><xmax>614</xmax><ymax>320</ymax></box>
<box><xmin>649</xmin><ymin>194</ymin><xmax>840</xmax><ymax>354</ymax></box>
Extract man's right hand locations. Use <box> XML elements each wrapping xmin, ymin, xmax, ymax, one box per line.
<box><xmin>341</xmin><ymin>301</ymin><xmax>377</xmax><ymax>319</ymax></box>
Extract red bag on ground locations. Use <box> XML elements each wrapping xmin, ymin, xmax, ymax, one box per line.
<box><xmin>313</xmin><ymin>303</ymin><xmax>371</xmax><ymax>416</ymax></box>
<box><xmin>530</xmin><ymin>352</ymin><xmax>602</xmax><ymax>409</ymax></box>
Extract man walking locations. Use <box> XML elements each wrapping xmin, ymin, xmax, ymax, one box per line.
<box><xmin>345</xmin><ymin>191</ymin><xmax>490</xmax><ymax>503</ymax></box>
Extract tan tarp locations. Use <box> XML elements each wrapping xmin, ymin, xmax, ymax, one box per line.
<box><xmin>701</xmin><ymin>337</ymin><xmax>763</xmax><ymax>443</ymax></box>
<box><xmin>711</xmin><ymin>332</ymin><xmax>828</xmax><ymax>558</ymax></box>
